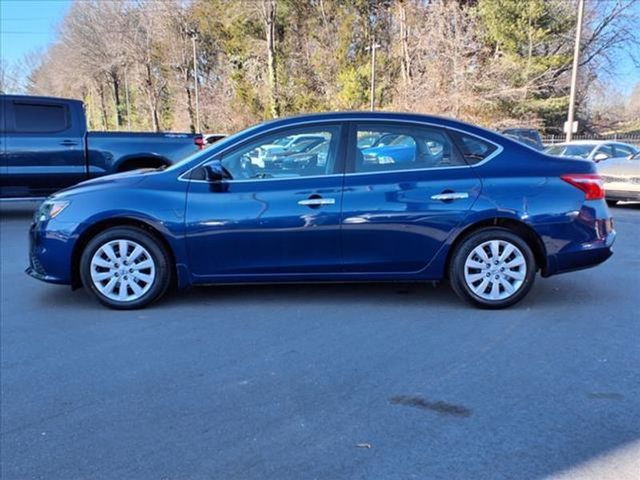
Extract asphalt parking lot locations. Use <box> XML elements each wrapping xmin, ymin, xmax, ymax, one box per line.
<box><xmin>1</xmin><ymin>203</ymin><xmax>639</xmax><ymax>480</ymax></box>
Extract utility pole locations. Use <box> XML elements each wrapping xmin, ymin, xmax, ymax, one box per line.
<box><xmin>191</xmin><ymin>32</ymin><xmax>201</xmax><ymax>133</ymax></box>
<box><xmin>566</xmin><ymin>0</ymin><xmax>585</xmax><ymax>142</ymax></box>
<box><xmin>366</xmin><ymin>38</ymin><xmax>381</xmax><ymax>111</ymax></box>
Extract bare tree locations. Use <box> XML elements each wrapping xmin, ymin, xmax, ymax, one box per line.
<box><xmin>262</xmin><ymin>0</ymin><xmax>280</xmax><ymax>118</ymax></box>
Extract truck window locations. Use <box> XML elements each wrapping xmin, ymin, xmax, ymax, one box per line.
<box><xmin>14</xmin><ymin>102</ymin><xmax>68</xmax><ymax>133</ymax></box>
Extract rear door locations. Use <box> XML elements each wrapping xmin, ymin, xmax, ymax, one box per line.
<box><xmin>340</xmin><ymin>121</ymin><xmax>490</xmax><ymax>273</ymax></box>
<box><xmin>3</xmin><ymin>98</ymin><xmax>85</xmax><ymax>198</ymax></box>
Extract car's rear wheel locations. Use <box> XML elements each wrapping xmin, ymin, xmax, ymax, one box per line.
<box><xmin>79</xmin><ymin>227</ymin><xmax>171</xmax><ymax>309</ymax></box>
<box><xmin>449</xmin><ymin>228</ymin><xmax>536</xmax><ymax>309</ymax></box>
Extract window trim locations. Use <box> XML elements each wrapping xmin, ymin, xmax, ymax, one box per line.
<box><xmin>179</xmin><ymin>117</ymin><xmax>503</xmax><ymax>183</ymax></box>
<box><xmin>11</xmin><ymin>100</ymin><xmax>71</xmax><ymax>134</ymax></box>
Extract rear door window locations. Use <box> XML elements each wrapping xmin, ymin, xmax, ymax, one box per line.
<box><xmin>613</xmin><ymin>144</ymin><xmax>636</xmax><ymax>157</ymax></box>
<box><xmin>354</xmin><ymin>123</ymin><xmax>465</xmax><ymax>173</ymax></box>
<box><xmin>13</xmin><ymin>102</ymin><xmax>69</xmax><ymax>133</ymax></box>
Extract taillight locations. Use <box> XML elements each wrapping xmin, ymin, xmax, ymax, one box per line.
<box><xmin>194</xmin><ymin>135</ymin><xmax>205</xmax><ymax>150</ymax></box>
<box><xmin>561</xmin><ymin>173</ymin><xmax>605</xmax><ymax>200</ymax></box>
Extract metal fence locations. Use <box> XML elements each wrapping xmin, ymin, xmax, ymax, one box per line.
<box><xmin>542</xmin><ymin>134</ymin><xmax>640</xmax><ymax>147</ymax></box>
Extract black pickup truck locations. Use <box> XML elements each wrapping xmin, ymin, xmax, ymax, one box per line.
<box><xmin>0</xmin><ymin>95</ymin><xmax>201</xmax><ymax>199</ymax></box>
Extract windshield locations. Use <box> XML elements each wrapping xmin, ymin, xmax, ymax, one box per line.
<box><xmin>546</xmin><ymin>144</ymin><xmax>596</xmax><ymax>158</ymax></box>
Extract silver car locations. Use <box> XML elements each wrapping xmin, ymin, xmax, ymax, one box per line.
<box><xmin>546</xmin><ymin>140</ymin><xmax>638</xmax><ymax>163</ymax></box>
<box><xmin>598</xmin><ymin>151</ymin><xmax>640</xmax><ymax>205</ymax></box>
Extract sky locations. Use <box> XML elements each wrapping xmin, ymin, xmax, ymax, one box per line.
<box><xmin>1</xmin><ymin>0</ymin><xmax>71</xmax><ymax>64</ymax></box>
<box><xmin>0</xmin><ymin>0</ymin><xmax>639</xmax><ymax>96</ymax></box>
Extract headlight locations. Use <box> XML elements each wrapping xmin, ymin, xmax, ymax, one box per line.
<box><xmin>36</xmin><ymin>200</ymin><xmax>70</xmax><ymax>222</ymax></box>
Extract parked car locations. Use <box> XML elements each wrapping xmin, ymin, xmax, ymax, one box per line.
<box><xmin>270</xmin><ymin>139</ymin><xmax>331</xmax><ymax>169</ymax></box>
<box><xmin>598</xmin><ymin>151</ymin><xmax>640</xmax><ymax>205</ymax></box>
<box><xmin>500</xmin><ymin>128</ymin><xmax>544</xmax><ymax>150</ymax></box>
<box><xmin>0</xmin><ymin>95</ymin><xmax>201</xmax><ymax>199</ymax></box>
<box><xmin>545</xmin><ymin>140</ymin><xmax>639</xmax><ymax>163</ymax></box>
<box><xmin>361</xmin><ymin>134</ymin><xmax>417</xmax><ymax>163</ymax></box>
<box><xmin>27</xmin><ymin>112</ymin><xmax>615</xmax><ymax>310</ymax></box>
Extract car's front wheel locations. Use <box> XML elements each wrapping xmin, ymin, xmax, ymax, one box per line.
<box><xmin>79</xmin><ymin>227</ymin><xmax>171</xmax><ymax>309</ymax></box>
<box><xmin>449</xmin><ymin>228</ymin><xmax>536</xmax><ymax>309</ymax></box>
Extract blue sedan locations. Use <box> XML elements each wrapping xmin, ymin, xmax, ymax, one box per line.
<box><xmin>27</xmin><ymin>112</ymin><xmax>615</xmax><ymax>309</ymax></box>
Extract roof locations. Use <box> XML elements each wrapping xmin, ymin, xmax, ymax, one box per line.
<box><xmin>244</xmin><ymin>110</ymin><xmax>509</xmax><ymax>145</ymax></box>
<box><xmin>0</xmin><ymin>93</ymin><xmax>83</xmax><ymax>104</ymax></box>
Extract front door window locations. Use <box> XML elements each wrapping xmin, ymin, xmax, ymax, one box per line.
<box><xmin>216</xmin><ymin>126</ymin><xmax>342</xmax><ymax>180</ymax></box>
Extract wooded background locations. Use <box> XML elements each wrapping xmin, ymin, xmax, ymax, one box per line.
<box><xmin>2</xmin><ymin>0</ymin><xmax>639</xmax><ymax>135</ymax></box>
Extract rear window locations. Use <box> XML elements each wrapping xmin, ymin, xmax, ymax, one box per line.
<box><xmin>546</xmin><ymin>144</ymin><xmax>595</xmax><ymax>159</ymax></box>
<box><xmin>14</xmin><ymin>102</ymin><xmax>68</xmax><ymax>133</ymax></box>
<box><xmin>451</xmin><ymin>132</ymin><xmax>498</xmax><ymax>164</ymax></box>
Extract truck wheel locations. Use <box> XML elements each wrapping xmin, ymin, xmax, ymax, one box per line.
<box><xmin>448</xmin><ymin>228</ymin><xmax>536</xmax><ymax>309</ymax></box>
<box><xmin>79</xmin><ymin>227</ymin><xmax>171</xmax><ymax>309</ymax></box>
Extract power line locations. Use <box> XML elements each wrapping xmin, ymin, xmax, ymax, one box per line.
<box><xmin>1</xmin><ymin>31</ymin><xmax>52</xmax><ymax>34</ymax></box>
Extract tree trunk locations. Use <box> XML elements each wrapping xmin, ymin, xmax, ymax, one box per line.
<box><xmin>184</xmin><ymin>68</ymin><xmax>196</xmax><ymax>133</ymax></box>
<box><xmin>263</xmin><ymin>0</ymin><xmax>280</xmax><ymax>118</ymax></box>
<box><xmin>399</xmin><ymin>1</ymin><xmax>411</xmax><ymax>88</ymax></box>
<box><xmin>110</xmin><ymin>70</ymin><xmax>123</xmax><ymax>128</ymax></box>
<box><xmin>145</xmin><ymin>63</ymin><xmax>160</xmax><ymax>132</ymax></box>
<box><xmin>98</xmin><ymin>82</ymin><xmax>109</xmax><ymax>130</ymax></box>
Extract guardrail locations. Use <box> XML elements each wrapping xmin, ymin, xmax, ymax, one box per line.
<box><xmin>542</xmin><ymin>134</ymin><xmax>640</xmax><ymax>147</ymax></box>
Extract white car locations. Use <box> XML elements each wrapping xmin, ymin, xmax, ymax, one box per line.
<box><xmin>598</xmin><ymin>151</ymin><xmax>640</xmax><ymax>205</ymax></box>
<box><xmin>545</xmin><ymin>140</ymin><xmax>638</xmax><ymax>163</ymax></box>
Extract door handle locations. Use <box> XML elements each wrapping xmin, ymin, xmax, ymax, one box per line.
<box><xmin>60</xmin><ymin>140</ymin><xmax>78</xmax><ymax>147</ymax></box>
<box><xmin>431</xmin><ymin>192</ymin><xmax>469</xmax><ymax>201</ymax></box>
<box><xmin>298</xmin><ymin>198</ymin><xmax>336</xmax><ymax>207</ymax></box>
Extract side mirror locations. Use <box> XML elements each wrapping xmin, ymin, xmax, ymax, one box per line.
<box><xmin>204</xmin><ymin>160</ymin><xmax>230</xmax><ymax>182</ymax></box>
<box><xmin>593</xmin><ymin>152</ymin><xmax>609</xmax><ymax>162</ymax></box>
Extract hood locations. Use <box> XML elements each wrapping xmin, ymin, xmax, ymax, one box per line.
<box><xmin>53</xmin><ymin>168</ymin><xmax>156</xmax><ymax>199</ymax></box>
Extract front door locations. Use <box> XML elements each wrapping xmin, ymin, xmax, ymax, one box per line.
<box><xmin>185</xmin><ymin>123</ymin><xmax>346</xmax><ymax>279</ymax></box>
<box><xmin>341</xmin><ymin>121</ymin><xmax>490</xmax><ymax>273</ymax></box>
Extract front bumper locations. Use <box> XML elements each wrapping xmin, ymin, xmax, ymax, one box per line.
<box><xmin>27</xmin><ymin>220</ymin><xmax>77</xmax><ymax>285</ymax></box>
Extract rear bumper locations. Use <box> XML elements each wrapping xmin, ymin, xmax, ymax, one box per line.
<box><xmin>605</xmin><ymin>190</ymin><xmax>640</xmax><ymax>202</ymax></box>
<box><xmin>545</xmin><ymin>230</ymin><xmax>615</xmax><ymax>276</ymax></box>
<box><xmin>542</xmin><ymin>203</ymin><xmax>616</xmax><ymax>276</ymax></box>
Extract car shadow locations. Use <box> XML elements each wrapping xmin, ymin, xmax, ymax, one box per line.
<box><xmin>35</xmin><ymin>275</ymin><xmax>600</xmax><ymax>312</ymax></box>
<box><xmin>162</xmin><ymin>281</ymin><xmax>459</xmax><ymax>309</ymax></box>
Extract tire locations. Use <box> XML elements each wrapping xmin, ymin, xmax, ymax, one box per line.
<box><xmin>79</xmin><ymin>227</ymin><xmax>171</xmax><ymax>309</ymax></box>
<box><xmin>448</xmin><ymin>228</ymin><xmax>536</xmax><ymax>309</ymax></box>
